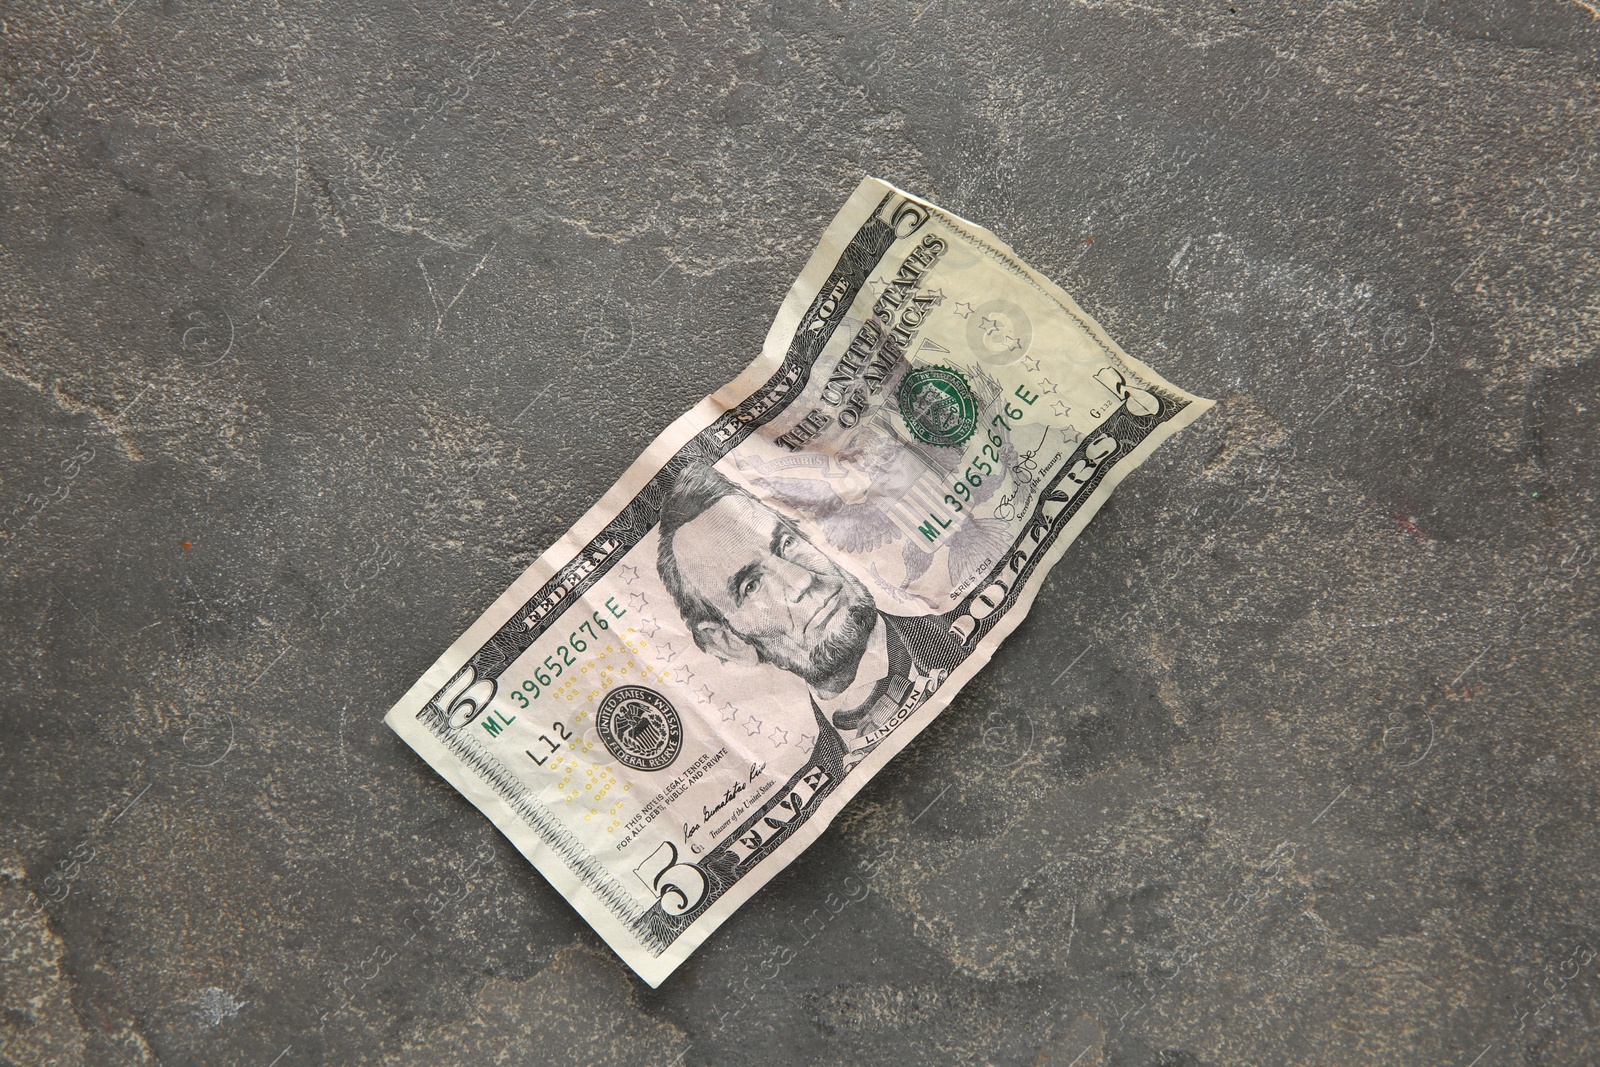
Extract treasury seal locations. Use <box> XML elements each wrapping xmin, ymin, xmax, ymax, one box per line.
<box><xmin>897</xmin><ymin>364</ymin><xmax>978</xmax><ymax>447</ymax></box>
<box><xmin>596</xmin><ymin>686</ymin><xmax>683</xmax><ymax>772</ymax></box>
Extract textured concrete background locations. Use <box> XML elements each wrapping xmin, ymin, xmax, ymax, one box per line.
<box><xmin>2</xmin><ymin>1</ymin><xmax>1598</xmax><ymax>1064</ymax></box>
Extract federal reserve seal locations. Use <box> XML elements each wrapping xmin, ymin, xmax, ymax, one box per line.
<box><xmin>596</xmin><ymin>686</ymin><xmax>683</xmax><ymax>772</ymax></box>
<box><xmin>897</xmin><ymin>364</ymin><xmax>978</xmax><ymax>447</ymax></box>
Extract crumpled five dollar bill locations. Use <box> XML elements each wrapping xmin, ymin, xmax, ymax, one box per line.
<box><xmin>386</xmin><ymin>178</ymin><xmax>1213</xmax><ymax>985</ymax></box>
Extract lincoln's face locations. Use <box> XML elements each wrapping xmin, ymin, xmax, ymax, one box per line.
<box><xmin>669</xmin><ymin>494</ymin><xmax>877</xmax><ymax>693</ymax></box>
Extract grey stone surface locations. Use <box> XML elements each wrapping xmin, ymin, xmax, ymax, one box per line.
<box><xmin>2</xmin><ymin>1</ymin><xmax>1597</xmax><ymax>1064</ymax></box>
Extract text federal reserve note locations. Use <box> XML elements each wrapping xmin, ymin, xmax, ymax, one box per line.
<box><xmin>385</xmin><ymin>178</ymin><xmax>1213</xmax><ymax>985</ymax></box>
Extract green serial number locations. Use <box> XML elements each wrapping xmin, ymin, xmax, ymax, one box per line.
<box><xmin>509</xmin><ymin>597</ymin><xmax>628</xmax><ymax>705</ymax></box>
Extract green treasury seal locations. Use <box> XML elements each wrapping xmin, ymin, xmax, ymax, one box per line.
<box><xmin>897</xmin><ymin>364</ymin><xmax>979</xmax><ymax>447</ymax></box>
<box><xmin>596</xmin><ymin>685</ymin><xmax>683</xmax><ymax>772</ymax></box>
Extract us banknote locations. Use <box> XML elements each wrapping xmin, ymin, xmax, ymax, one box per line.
<box><xmin>385</xmin><ymin>178</ymin><xmax>1213</xmax><ymax>985</ymax></box>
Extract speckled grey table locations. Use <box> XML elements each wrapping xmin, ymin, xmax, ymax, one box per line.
<box><xmin>3</xmin><ymin>2</ymin><xmax>1598</xmax><ymax>1065</ymax></box>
